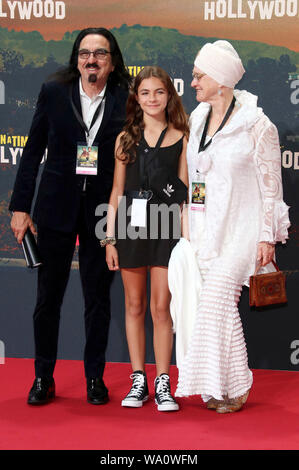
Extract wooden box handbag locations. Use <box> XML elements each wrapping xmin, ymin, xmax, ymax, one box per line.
<box><xmin>249</xmin><ymin>260</ymin><xmax>287</xmax><ymax>307</ymax></box>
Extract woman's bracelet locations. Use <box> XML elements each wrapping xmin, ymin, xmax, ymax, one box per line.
<box><xmin>100</xmin><ymin>237</ymin><xmax>116</xmax><ymax>248</ymax></box>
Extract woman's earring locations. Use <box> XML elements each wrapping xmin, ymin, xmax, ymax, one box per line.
<box><xmin>218</xmin><ymin>88</ymin><xmax>223</xmax><ymax>96</ymax></box>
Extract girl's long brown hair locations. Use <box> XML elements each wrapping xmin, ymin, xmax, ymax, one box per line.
<box><xmin>116</xmin><ymin>66</ymin><xmax>189</xmax><ymax>163</ymax></box>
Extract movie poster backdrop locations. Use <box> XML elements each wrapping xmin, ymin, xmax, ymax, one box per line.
<box><xmin>0</xmin><ymin>0</ymin><xmax>298</xmax><ymax>370</ymax></box>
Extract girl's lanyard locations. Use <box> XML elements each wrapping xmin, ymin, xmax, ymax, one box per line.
<box><xmin>131</xmin><ymin>127</ymin><xmax>168</xmax><ymax>228</ymax></box>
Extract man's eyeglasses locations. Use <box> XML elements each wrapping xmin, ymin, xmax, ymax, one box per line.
<box><xmin>192</xmin><ymin>72</ymin><xmax>206</xmax><ymax>81</ymax></box>
<box><xmin>78</xmin><ymin>49</ymin><xmax>111</xmax><ymax>61</ymax></box>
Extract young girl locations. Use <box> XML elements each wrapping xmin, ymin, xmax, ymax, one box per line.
<box><xmin>102</xmin><ymin>66</ymin><xmax>189</xmax><ymax>411</ymax></box>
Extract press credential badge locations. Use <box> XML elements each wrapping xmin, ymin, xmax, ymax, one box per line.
<box><xmin>131</xmin><ymin>199</ymin><xmax>147</xmax><ymax>227</ymax></box>
<box><xmin>76</xmin><ymin>142</ymin><xmax>98</xmax><ymax>176</ymax></box>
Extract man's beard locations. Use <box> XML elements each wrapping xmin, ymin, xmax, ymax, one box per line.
<box><xmin>86</xmin><ymin>63</ymin><xmax>99</xmax><ymax>83</ymax></box>
<box><xmin>88</xmin><ymin>74</ymin><xmax>97</xmax><ymax>83</ymax></box>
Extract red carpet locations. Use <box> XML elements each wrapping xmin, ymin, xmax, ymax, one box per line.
<box><xmin>0</xmin><ymin>358</ymin><xmax>299</xmax><ymax>450</ymax></box>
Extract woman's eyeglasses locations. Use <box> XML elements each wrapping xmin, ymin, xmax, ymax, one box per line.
<box><xmin>192</xmin><ymin>72</ymin><xmax>206</xmax><ymax>81</ymax></box>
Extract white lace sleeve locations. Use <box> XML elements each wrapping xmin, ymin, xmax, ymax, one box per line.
<box><xmin>253</xmin><ymin>117</ymin><xmax>290</xmax><ymax>244</ymax></box>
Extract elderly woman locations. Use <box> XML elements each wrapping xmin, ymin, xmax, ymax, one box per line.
<box><xmin>175</xmin><ymin>41</ymin><xmax>290</xmax><ymax>413</ymax></box>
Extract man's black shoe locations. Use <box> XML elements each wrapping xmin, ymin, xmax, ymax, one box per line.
<box><xmin>27</xmin><ymin>377</ymin><xmax>55</xmax><ymax>405</ymax></box>
<box><xmin>87</xmin><ymin>378</ymin><xmax>109</xmax><ymax>405</ymax></box>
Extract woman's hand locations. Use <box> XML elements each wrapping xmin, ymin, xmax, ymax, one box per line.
<box><xmin>106</xmin><ymin>245</ymin><xmax>119</xmax><ymax>271</ymax></box>
<box><xmin>257</xmin><ymin>241</ymin><xmax>275</xmax><ymax>267</ymax></box>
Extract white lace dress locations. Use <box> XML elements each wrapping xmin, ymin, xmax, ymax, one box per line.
<box><xmin>175</xmin><ymin>90</ymin><xmax>290</xmax><ymax>401</ymax></box>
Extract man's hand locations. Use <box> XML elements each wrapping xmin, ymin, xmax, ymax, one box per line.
<box><xmin>11</xmin><ymin>211</ymin><xmax>37</xmax><ymax>244</ymax></box>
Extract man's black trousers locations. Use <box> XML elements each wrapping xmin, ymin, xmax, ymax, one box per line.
<box><xmin>33</xmin><ymin>194</ymin><xmax>114</xmax><ymax>379</ymax></box>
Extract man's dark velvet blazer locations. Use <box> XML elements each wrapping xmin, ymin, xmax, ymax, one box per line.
<box><xmin>9</xmin><ymin>79</ymin><xmax>128</xmax><ymax>233</ymax></box>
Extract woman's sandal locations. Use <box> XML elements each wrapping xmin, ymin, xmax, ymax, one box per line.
<box><xmin>215</xmin><ymin>390</ymin><xmax>250</xmax><ymax>414</ymax></box>
<box><xmin>207</xmin><ymin>397</ymin><xmax>225</xmax><ymax>410</ymax></box>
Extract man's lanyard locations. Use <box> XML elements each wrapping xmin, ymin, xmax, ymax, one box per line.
<box><xmin>139</xmin><ymin>127</ymin><xmax>168</xmax><ymax>190</ymax></box>
<box><xmin>69</xmin><ymin>83</ymin><xmax>106</xmax><ymax>138</ymax></box>
<box><xmin>198</xmin><ymin>96</ymin><xmax>236</xmax><ymax>153</ymax></box>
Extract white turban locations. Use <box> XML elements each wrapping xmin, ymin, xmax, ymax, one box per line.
<box><xmin>194</xmin><ymin>40</ymin><xmax>245</xmax><ymax>89</ymax></box>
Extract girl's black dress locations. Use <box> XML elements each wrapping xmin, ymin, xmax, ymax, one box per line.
<box><xmin>115</xmin><ymin>136</ymin><xmax>183</xmax><ymax>268</ymax></box>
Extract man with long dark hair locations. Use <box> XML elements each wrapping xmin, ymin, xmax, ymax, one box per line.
<box><xmin>9</xmin><ymin>28</ymin><xmax>131</xmax><ymax>406</ymax></box>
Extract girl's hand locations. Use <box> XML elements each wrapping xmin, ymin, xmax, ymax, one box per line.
<box><xmin>106</xmin><ymin>245</ymin><xmax>119</xmax><ymax>271</ymax></box>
